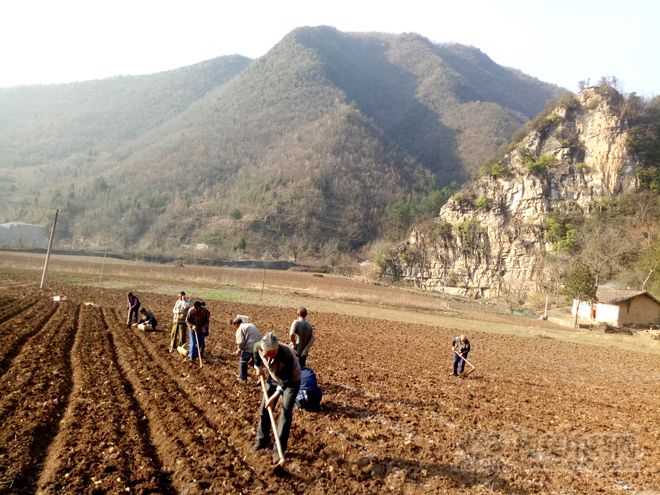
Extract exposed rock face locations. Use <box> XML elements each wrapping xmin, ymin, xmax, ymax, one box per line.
<box><xmin>405</xmin><ymin>87</ymin><xmax>638</xmax><ymax>297</ymax></box>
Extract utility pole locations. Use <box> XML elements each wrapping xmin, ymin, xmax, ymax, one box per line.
<box><xmin>40</xmin><ymin>208</ymin><xmax>59</xmax><ymax>290</ymax></box>
<box><xmin>98</xmin><ymin>247</ymin><xmax>108</xmax><ymax>283</ymax></box>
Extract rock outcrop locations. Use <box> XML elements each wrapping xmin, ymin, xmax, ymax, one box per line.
<box><xmin>403</xmin><ymin>87</ymin><xmax>638</xmax><ymax>297</ymax></box>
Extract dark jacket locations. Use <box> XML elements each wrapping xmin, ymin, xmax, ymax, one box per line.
<box><xmin>296</xmin><ymin>366</ymin><xmax>322</xmax><ymax>410</ymax></box>
<box><xmin>452</xmin><ymin>336</ymin><xmax>471</xmax><ymax>356</ymax></box>
<box><xmin>253</xmin><ymin>341</ymin><xmax>301</xmax><ymax>390</ymax></box>
<box><xmin>186</xmin><ymin>306</ymin><xmax>210</xmax><ymax>334</ymax></box>
<box><xmin>127</xmin><ymin>295</ymin><xmax>140</xmax><ymax>310</ymax></box>
<box><xmin>137</xmin><ymin>309</ymin><xmax>157</xmax><ymax>327</ymax></box>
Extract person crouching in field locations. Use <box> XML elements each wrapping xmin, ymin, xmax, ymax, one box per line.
<box><xmin>231</xmin><ymin>316</ymin><xmax>261</xmax><ymax>382</ymax></box>
<box><xmin>171</xmin><ymin>291</ymin><xmax>190</xmax><ymax>350</ymax></box>
<box><xmin>133</xmin><ymin>307</ymin><xmax>158</xmax><ymax>331</ymax></box>
<box><xmin>295</xmin><ymin>366</ymin><xmax>323</xmax><ymax>411</ymax></box>
<box><xmin>252</xmin><ymin>332</ymin><xmax>301</xmax><ymax>464</ymax></box>
<box><xmin>186</xmin><ymin>300</ymin><xmax>210</xmax><ymax>360</ymax></box>
<box><xmin>451</xmin><ymin>334</ymin><xmax>471</xmax><ymax>376</ymax></box>
<box><xmin>126</xmin><ymin>292</ymin><xmax>140</xmax><ymax>328</ymax></box>
<box><xmin>289</xmin><ymin>307</ymin><xmax>315</xmax><ymax>367</ymax></box>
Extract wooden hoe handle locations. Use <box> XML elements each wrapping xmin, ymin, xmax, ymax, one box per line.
<box><xmin>259</xmin><ymin>374</ymin><xmax>285</xmax><ymax>466</ymax></box>
<box><xmin>193</xmin><ymin>330</ymin><xmax>203</xmax><ymax>368</ymax></box>
<box><xmin>454</xmin><ymin>350</ymin><xmax>476</xmax><ymax>374</ymax></box>
<box><xmin>169</xmin><ymin>325</ymin><xmax>176</xmax><ymax>353</ymax></box>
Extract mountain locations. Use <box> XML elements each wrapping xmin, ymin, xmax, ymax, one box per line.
<box><xmin>0</xmin><ymin>55</ymin><xmax>251</xmax><ymax>168</ymax></box>
<box><xmin>388</xmin><ymin>85</ymin><xmax>659</xmax><ymax>299</ymax></box>
<box><xmin>0</xmin><ymin>26</ymin><xmax>565</xmax><ymax>258</ymax></box>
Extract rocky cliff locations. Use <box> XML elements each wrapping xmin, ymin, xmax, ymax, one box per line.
<box><xmin>402</xmin><ymin>87</ymin><xmax>638</xmax><ymax>298</ymax></box>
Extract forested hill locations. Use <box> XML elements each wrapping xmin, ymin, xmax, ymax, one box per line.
<box><xmin>0</xmin><ymin>26</ymin><xmax>565</xmax><ymax>259</ymax></box>
<box><xmin>0</xmin><ymin>55</ymin><xmax>252</xmax><ymax>167</ymax></box>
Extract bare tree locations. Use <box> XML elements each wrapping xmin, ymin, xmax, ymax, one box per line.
<box><xmin>578</xmin><ymin>224</ymin><xmax>636</xmax><ymax>286</ymax></box>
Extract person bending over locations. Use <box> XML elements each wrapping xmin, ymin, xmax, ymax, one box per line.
<box><xmin>252</xmin><ymin>332</ymin><xmax>301</xmax><ymax>464</ymax></box>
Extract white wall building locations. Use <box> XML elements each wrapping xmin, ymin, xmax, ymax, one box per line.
<box><xmin>572</xmin><ymin>287</ymin><xmax>660</xmax><ymax>327</ymax></box>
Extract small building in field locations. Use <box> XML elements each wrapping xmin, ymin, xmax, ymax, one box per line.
<box><xmin>572</xmin><ymin>287</ymin><xmax>660</xmax><ymax>327</ymax></box>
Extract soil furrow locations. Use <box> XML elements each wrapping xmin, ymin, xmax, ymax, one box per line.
<box><xmin>121</xmin><ymin>309</ymin><xmax>314</xmax><ymax>494</ymax></box>
<box><xmin>0</xmin><ymin>302</ymin><xmax>79</xmax><ymax>494</ymax></box>
<box><xmin>36</xmin><ymin>304</ymin><xmax>172</xmax><ymax>494</ymax></box>
<box><xmin>0</xmin><ymin>297</ymin><xmax>59</xmax><ymax>376</ymax></box>
<box><xmin>0</xmin><ymin>295</ymin><xmax>40</xmax><ymax>325</ymax></box>
<box><xmin>123</xmin><ymin>304</ymin><xmax>382</xmax><ymax>494</ymax></box>
<box><xmin>0</xmin><ymin>272</ymin><xmax>658</xmax><ymax>494</ymax></box>
<box><xmin>105</xmin><ymin>308</ymin><xmax>265</xmax><ymax>494</ymax></box>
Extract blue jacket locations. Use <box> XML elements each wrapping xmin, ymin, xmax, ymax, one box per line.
<box><xmin>296</xmin><ymin>366</ymin><xmax>322</xmax><ymax>410</ymax></box>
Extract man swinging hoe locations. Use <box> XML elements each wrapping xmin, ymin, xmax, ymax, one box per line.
<box><xmin>251</xmin><ymin>332</ymin><xmax>301</xmax><ymax>467</ymax></box>
<box><xmin>451</xmin><ymin>334</ymin><xmax>476</xmax><ymax>376</ymax></box>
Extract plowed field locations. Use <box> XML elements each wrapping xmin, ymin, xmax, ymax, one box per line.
<box><xmin>0</xmin><ymin>272</ymin><xmax>658</xmax><ymax>494</ymax></box>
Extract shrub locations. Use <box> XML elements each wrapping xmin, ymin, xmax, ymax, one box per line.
<box><xmin>200</xmin><ymin>230</ymin><xmax>222</xmax><ymax>246</ymax></box>
<box><xmin>525</xmin><ymin>154</ymin><xmax>556</xmax><ymax>176</ymax></box>
<box><xmin>490</xmin><ymin>163</ymin><xmax>511</xmax><ymax>178</ymax></box>
<box><xmin>456</xmin><ymin>216</ymin><xmax>485</xmax><ymax>253</ymax></box>
<box><xmin>234</xmin><ymin>237</ymin><xmax>246</xmax><ymax>250</ymax></box>
<box><xmin>451</xmin><ymin>192</ymin><xmax>473</xmax><ymax>208</ymax></box>
<box><xmin>558</xmin><ymin>92</ymin><xmax>580</xmax><ymax>111</ymax></box>
<box><xmin>230</xmin><ymin>208</ymin><xmax>243</xmax><ymax>220</ymax></box>
<box><xmin>545</xmin><ymin>213</ymin><xmax>579</xmax><ymax>252</ymax></box>
<box><xmin>475</xmin><ymin>195</ymin><xmax>490</xmax><ymax>211</ymax></box>
<box><xmin>446</xmin><ymin>272</ymin><xmax>460</xmax><ymax>286</ymax></box>
<box><xmin>534</xmin><ymin>113</ymin><xmax>562</xmax><ymax>134</ymax></box>
<box><xmin>636</xmin><ymin>166</ymin><xmax>660</xmax><ymax>192</ymax></box>
<box><xmin>431</xmin><ymin>221</ymin><xmax>453</xmax><ymax>241</ymax></box>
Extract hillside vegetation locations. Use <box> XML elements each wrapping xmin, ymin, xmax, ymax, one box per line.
<box><xmin>0</xmin><ymin>56</ymin><xmax>251</xmax><ymax>168</ymax></box>
<box><xmin>0</xmin><ymin>26</ymin><xmax>564</xmax><ymax>259</ymax></box>
<box><xmin>383</xmin><ymin>84</ymin><xmax>660</xmax><ymax>302</ymax></box>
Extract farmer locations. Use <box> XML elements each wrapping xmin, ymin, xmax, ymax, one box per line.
<box><xmin>451</xmin><ymin>334</ymin><xmax>471</xmax><ymax>376</ymax></box>
<box><xmin>171</xmin><ymin>291</ymin><xmax>190</xmax><ymax>350</ymax></box>
<box><xmin>186</xmin><ymin>300</ymin><xmax>210</xmax><ymax>360</ymax></box>
<box><xmin>134</xmin><ymin>307</ymin><xmax>157</xmax><ymax>331</ymax></box>
<box><xmin>126</xmin><ymin>292</ymin><xmax>140</xmax><ymax>328</ymax></box>
<box><xmin>295</xmin><ymin>366</ymin><xmax>323</xmax><ymax>411</ymax></box>
<box><xmin>231</xmin><ymin>315</ymin><xmax>262</xmax><ymax>382</ymax></box>
<box><xmin>252</xmin><ymin>332</ymin><xmax>301</xmax><ymax>464</ymax></box>
<box><xmin>289</xmin><ymin>307</ymin><xmax>315</xmax><ymax>367</ymax></box>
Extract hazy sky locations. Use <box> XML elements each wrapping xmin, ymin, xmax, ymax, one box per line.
<box><xmin>1</xmin><ymin>0</ymin><xmax>658</xmax><ymax>95</ymax></box>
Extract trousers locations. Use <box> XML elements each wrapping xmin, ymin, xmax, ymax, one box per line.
<box><xmin>453</xmin><ymin>352</ymin><xmax>469</xmax><ymax>374</ymax></box>
<box><xmin>256</xmin><ymin>379</ymin><xmax>301</xmax><ymax>455</ymax></box>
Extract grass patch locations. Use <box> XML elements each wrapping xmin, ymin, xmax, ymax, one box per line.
<box><xmin>197</xmin><ymin>289</ymin><xmax>251</xmax><ymax>303</ymax></box>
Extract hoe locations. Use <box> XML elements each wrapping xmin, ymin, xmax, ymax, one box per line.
<box><xmin>169</xmin><ymin>325</ymin><xmax>177</xmax><ymax>353</ymax></box>
<box><xmin>191</xmin><ymin>328</ymin><xmax>203</xmax><ymax>368</ymax></box>
<box><xmin>454</xmin><ymin>350</ymin><xmax>476</xmax><ymax>376</ymax></box>
<box><xmin>259</xmin><ymin>375</ymin><xmax>286</xmax><ymax>469</ymax></box>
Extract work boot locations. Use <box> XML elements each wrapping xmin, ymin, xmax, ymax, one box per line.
<box><xmin>450</xmin><ymin>372</ymin><xmax>458</xmax><ymax>376</ymax></box>
<box><xmin>251</xmin><ymin>439</ymin><xmax>270</xmax><ymax>453</ymax></box>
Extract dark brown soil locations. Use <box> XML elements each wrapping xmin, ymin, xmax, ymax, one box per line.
<box><xmin>0</xmin><ymin>274</ymin><xmax>658</xmax><ymax>494</ymax></box>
